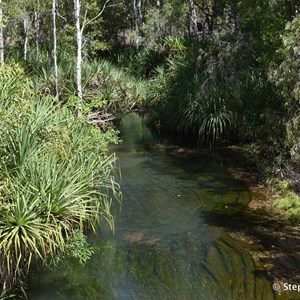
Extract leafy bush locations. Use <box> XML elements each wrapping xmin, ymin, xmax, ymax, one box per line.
<box><xmin>0</xmin><ymin>98</ymin><xmax>121</xmax><ymax>291</ymax></box>
<box><xmin>64</xmin><ymin>231</ymin><xmax>94</xmax><ymax>265</ymax></box>
<box><xmin>142</xmin><ymin>30</ymin><xmax>283</xmax><ymax>147</ymax></box>
<box><xmin>270</xmin><ymin>178</ymin><xmax>300</xmax><ymax>222</ymax></box>
<box><xmin>0</xmin><ymin>62</ymin><xmax>32</xmax><ymax>108</ymax></box>
<box><xmin>270</xmin><ymin>14</ymin><xmax>300</xmax><ymax>163</ymax></box>
<box><xmin>143</xmin><ymin>31</ymin><xmax>242</xmax><ymax>145</ymax></box>
<box><xmin>141</xmin><ymin>1</ymin><xmax>188</xmax><ymax>48</ymax></box>
<box><xmin>33</xmin><ymin>53</ymin><xmax>145</xmax><ymax>117</ymax></box>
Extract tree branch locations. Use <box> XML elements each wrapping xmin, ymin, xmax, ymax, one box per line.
<box><xmin>57</xmin><ymin>11</ymin><xmax>67</xmax><ymax>22</ymax></box>
<box><xmin>81</xmin><ymin>0</ymin><xmax>113</xmax><ymax>33</ymax></box>
<box><xmin>81</xmin><ymin>8</ymin><xmax>88</xmax><ymax>33</ymax></box>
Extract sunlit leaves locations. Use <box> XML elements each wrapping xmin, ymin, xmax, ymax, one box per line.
<box><xmin>0</xmin><ymin>98</ymin><xmax>121</xmax><ymax>290</ymax></box>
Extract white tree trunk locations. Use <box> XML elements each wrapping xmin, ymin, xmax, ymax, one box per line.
<box><xmin>0</xmin><ymin>0</ymin><xmax>4</xmax><ymax>63</ymax></box>
<box><xmin>189</xmin><ymin>0</ymin><xmax>198</xmax><ymax>36</ymax></box>
<box><xmin>52</xmin><ymin>0</ymin><xmax>59</xmax><ymax>97</ymax></box>
<box><xmin>137</xmin><ymin>0</ymin><xmax>142</xmax><ymax>20</ymax></box>
<box><xmin>133</xmin><ymin>0</ymin><xmax>139</xmax><ymax>49</ymax></box>
<box><xmin>74</xmin><ymin>0</ymin><xmax>83</xmax><ymax>114</ymax></box>
<box><xmin>133</xmin><ymin>0</ymin><xmax>143</xmax><ymax>49</ymax></box>
<box><xmin>157</xmin><ymin>0</ymin><xmax>163</xmax><ymax>10</ymax></box>
<box><xmin>73</xmin><ymin>0</ymin><xmax>111</xmax><ymax>115</ymax></box>
<box><xmin>23</xmin><ymin>19</ymin><xmax>28</xmax><ymax>61</ymax></box>
<box><xmin>34</xmin><ymin>0</ymin><xmax>40</xmax><ymax>65</ymax></box>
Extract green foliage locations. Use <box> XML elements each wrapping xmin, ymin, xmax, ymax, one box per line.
<box><xmin>269</xmin><ymin>178</ymin><xmax>300</xmax><ymax>222</ymax></box>
<box><xmin>0</xmin><ymin>291</ymin><xmax>16</xmax><ymax>300</ymax></box>
<box><xmin>0</xmin><ymin>97</ymin><xmax>121</xmax><ymax>291</ymax></box>
<box><xmin>270</xmin><ymin>14</ymin><xmax>300</xmax><ymax>163</ymax></box>
<box><xmin>270</xmin><ymin>15</ymin><xmax>300</xmax><ymax>106</ymax></box>
<box><xmin>274</xmin><ymin>194</ymin><xmax>300</xmax><ymax>222</ymax></box>
<box><xmin>0</xmin><ymin>62</ymin><xmax>31</xmax><ymax>106</ymax></box>
<box><xmin>141</xmin><ymin>1</ymin><xmax>188</xmax><ymax>47</ymax></box>
<box><xmin>32</xmin><ymin>52</ymin><xmax>145</xmax><ymax>117</ymax></box>
<box><xmin>64</xmin><ymin>231</ymin><xmax>94</xmax><ymax>265</ymax></box>
<box><xmin>186</xmin><ymin>97</ymin><xmax>233</xmax><ymax>147</ymax></box>
<box><xmin>142</xmin><ymin>30</ymin><xmax>282</xmax><ymax>146</ymax></box>
<box><xmin>237</xmin><ymin>0</ymin><xmax>288</xmax><ymax>67</ymax></box>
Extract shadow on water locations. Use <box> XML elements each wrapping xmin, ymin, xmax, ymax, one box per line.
<box><xmin>29</xmin><ymin>114</ymin><xmax>298</xmax><ymax>300</ymax></box>
<box><xmin>202</xmin><ymin>207</ymin><xmax>300</xmax><ymax>284</ymax></box>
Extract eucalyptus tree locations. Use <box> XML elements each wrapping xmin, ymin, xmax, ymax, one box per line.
<box><xmin>34</xmin><ymin>0</ymin><xmax>40</xmax><ymax>65</ymax></box>
<box><xmin>188</xmin><ymin>0</ymin><xmax>198</xmax><ymax>36</ymax></box>
<box><xmin>157</xmin><ymin>0</ymin><xmax>163</xmax><ymax>10</ymax></box>
<box><xmin>133</xmin><ymin>0</ymin><xmax>142</xmax><ymax>48</ymax></box>
<box><xmin>52</xmin><ymin>0</ymin><xmax>58</xmax><ymax>97</ymax></box>
<box><xmin>22</xmin><ymin>13</ymin><xmax>31</xmax><ymax>60</ymax></box>
<box><xmin>141</xmin><ymin>0</ymin><xmax>188</xmax><ymax>45</ymax></box>
<box><xmin>73</xmin><ymin>0</ymin><xmax>113</xmax><ymax>114</ymax></box>
<box><xmin>14</xmin><ymin>1</ymin><xmax>35</xmax><ymax>62</ymax></box>
<box><xmin>0</xmin><ymin>0</ymin><xmax>4</xmax><ymax>63</ymax></box>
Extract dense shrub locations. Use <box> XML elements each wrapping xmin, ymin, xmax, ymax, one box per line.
<box><xmin>0</xmin><ymin>67</ymin><xmax>121</xmax><ymax>292</ymax></box>
<box><xmin>142</xmin><ymin>32</ymin><xmax>283</xmax><ymax>146</ymax></box>
<box><xmin>33</xmin><ymin>53</ymin><xmax>146</xmax><ymax>117</ymax></box>
<box><xmin>269</xmin><ymin>14</ymin><xmax>300</xmax><ymax>163</ymax></box>
<box><xmin>0</xmin><ymin>62</ymin><xmax>32</xmax><ymax>107</ymax></box>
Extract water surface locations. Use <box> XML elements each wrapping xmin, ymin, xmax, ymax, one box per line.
<box><xmin>30</xmin><ymin>114</ymin><xmax>281</xmax><ymax>300</ymax></box>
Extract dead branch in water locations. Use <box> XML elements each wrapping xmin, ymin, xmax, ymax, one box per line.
<box><xmin>87</xmin><ymin>110</ymin><xmax>115</xmax><ymax>132</ymax></box>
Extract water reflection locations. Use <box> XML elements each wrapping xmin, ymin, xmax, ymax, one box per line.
<box><xmin>30</xmin><ymin>114</ymin><xmax>281</xmax><ymax>300</ymax></box>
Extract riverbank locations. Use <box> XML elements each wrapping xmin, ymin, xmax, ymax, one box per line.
<box><xmin>30</xmin><ymin>113</ymin><xmax>276</xmax><ymax>299</ymax></box>
<box><xmin>168</xmin><ymin>144</ymin><xmax>300</xmax><ymax>287</ymax></box>
<box><xmin>223</xmin><ymin>147</ymin><xmax>300</xmax><ymax>287</ymax></box>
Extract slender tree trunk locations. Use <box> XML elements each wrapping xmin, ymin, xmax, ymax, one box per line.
<box><xmin>133</xmin><ymin>0</ymin><xmax>143</xmax><ymax>49</ymax></box>
<box><xmin>34</xmin><ymin>0</ymin><xmax>40</xmax><ymax>66</ymax></box>
<box><xmin>189</xmin><ymin>0</ymin><xmax>198</xmax><ymax>36</ymax></box>
<box><xmin>0</xmin><ymin>0</ymin><xmax>4</xmax><ymax>63</ymax></box>
<box><xmin>47</xmin><ymin>27</ymin><xmax>53</xmax><ymax>68</ymax></box>
<box><xmin>74</xmin><ymin>0</ymin><xmax>83</xmax><ymax>114</ymax></box>
<box><xmin>72</xmin><ymin>0</ymin><xmax>111</xmax><ymax>114</ymax></box>
<box><xmin>133</xmin><ymin>0</ymin><xmax>140</xmax><ymax>49</ymax></box>
<box><xmin>52</xmin><ymin>0</ymin><xmax>59</xmax><ymax>97</ymax></box>
<box><xmin>23</xmin><ymin>18</ymin><xmax>28</xmax><ymax>60</ymax></box>
<box><xmin>157</xmin><ymin>0</ymin><xmax>163</xmax><ymax>10</ymax></box>
<box><xmin>137</xmin><ymin>0</ymin><xmax>142</xmax><ymax>20</ymax></box>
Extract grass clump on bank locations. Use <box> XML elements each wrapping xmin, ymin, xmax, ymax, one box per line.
<box><xmin>0</xmin><ymin>63</ymin><xmax>121</xmax><ymax>293</ymax></box>
<box><xmin>269</xmin><ymin>178</ymin><xmax>300</xmax><ymax>222</ymax></box>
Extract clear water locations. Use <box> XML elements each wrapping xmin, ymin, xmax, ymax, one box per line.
<box><xmin>29</xmin><ymin>114</ymin><xmax>285</xmax><ymax>300</ymax></box>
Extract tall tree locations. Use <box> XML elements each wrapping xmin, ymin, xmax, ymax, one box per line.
<box><xmin>34</xmin><ymin>0</ymin><xmax>40</xmax><ymax>65</ymax></box>
<box><xmin>0</xmin><ymin>0</ymin><xmax>4</xmax><ymax>63</ymax></box>
<box><xmin>73</xmin><ymin>0</ymin><xmax>112</xmax><ymax>115</ymax></box>
<box><xmin>188</xmin><ymin>0</ymin><xmax>198</xmax><ymax>36</ymax></box>
<box><xmin>157</xmin><ymin>0</ymin><xmax>163</xmax><ymax>10</ymax></box>
<box><xmin>133</xmin><ymin>0</ymin><xmax>142</xmax><ymax>48</ymax></box>
<box><xmin>52</xmin><ymin>0</ymin><xmax>59</xmax><ymax>97</ymax></box>
<box><xmin>23</xmin><ymin>15</ymin><xmax>30</xmax><ymax>60</ymax></box>
<box><xmin>74</xmin><ymin>0</ymin><xmax>83</xmax><ymax>113</ymax></box>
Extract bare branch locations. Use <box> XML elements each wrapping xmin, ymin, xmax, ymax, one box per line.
<box><xmin>81</xmin><ymin>8</ymin><xmax>88</xmax><ymax>33</ymax></box>
<box><xmin>81</xmin><ymin>0</ymin><xmax>113</xmax><ymax>33</ymax></box>
<box><xmin>57</xmin><ymin>11</ymin><xmax>67</xmax><ymax>22</ymax></box>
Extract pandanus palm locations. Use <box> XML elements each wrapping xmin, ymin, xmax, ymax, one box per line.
<box><xmin>0</xmin><ymin>98</ymin><xmax>121</xmax><ymax>290</ymax></box>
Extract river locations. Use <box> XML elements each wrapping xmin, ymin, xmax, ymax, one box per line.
<box><xmin>29</xmin><ymin>114</ymin><xmax>288</xmax><ymax>300</ymax></box>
